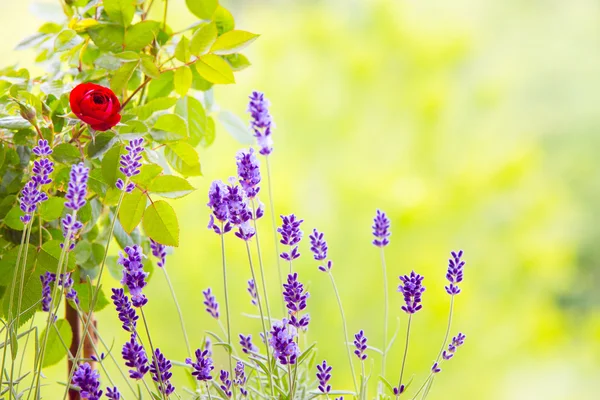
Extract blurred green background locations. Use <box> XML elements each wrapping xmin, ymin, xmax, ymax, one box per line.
<box><xmin>4</xmin><ymin>0</ymin><xmax>600</xmax><ymax>398</ymax></box>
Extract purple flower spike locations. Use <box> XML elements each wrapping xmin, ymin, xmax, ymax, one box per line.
<box><xmin>236</xmin><ymin>148</ymin><xmax>261</xmax><ymax>198</ymax></box>
<box><xmin>225</xmin><ymin>184</ymin><xmax>255</xmax><ymax>241</ymax></box>
<box><xmin>353</xmin><ymin>330</ymin><xmax>368</xmax><ymax>361</ymax></box>
<box><xmin>59</xmin><ymin>272</ymin><xmax>79</xmax><ymax>305</ymax></box>
<box><xmin>269</xmin><ymin>319</ymin><xmax>299</xmax><ymax>365</ymax></box>
<box><xmin>247</xmin><ymin>279</ymin><xmax>258</xmax><ymax>306</ymax></box>
<box><xmin>443</xmin><ymin>332</ymin><xmax>466</xmax><ymax>360</ymax></box>
<box><xmin>278</xmin><ymin>214</ymin><xmax>304</xmax><ymax>261</ymax></box>
<box><xmin>111</xmin><ymin>288</ymin><xmax>138</xmax><ymax>332</ymax></box>
<box><xmin>61</xmin><ymin>214</ymin><xmax>83</xmax><ymax>250</ymax></box>
<box><xmin>445</xmin><ymin>250</ymin><xmax>465</xmax><ymax>295</ymax></box>
<box><xmin>71</xmin><ymin>362</ymin><xmax>103</xmax><ymax>400</ymax></box>
<box><xmin>393</xmin><ymin>385</ymin><xmax>405</xmax><ymax>396</ymax></box>
<box><xmin>203</xmin><ymin>288</ymin><xmax>219</xmax><ymax>319</ymax></box>
<box><xmin>40</xmin><ymin>272</ymin><xmax>55</xmax><ymax>312</ymax></box>
<box><xmin>283</xmin><ymin>273</ymin><xmax>309</xmax><ymax>313</ymax></box>
<box><xmin>65</xmin><ymin>162</ymin><xmax>89</xmax><ymax>210</ymax></box>
<box><xmin>19</xmin><ymin>181</ymin><xmax>47</xmax><ymax>223</ymax></box>
<box><xmin>122</xmin><ymin>334</ymin><xmax>149</xmax><ymax>379</ymax></box>
<box><xmin>248</xmin><ymin>91</ymin><xmax>274</xmax><ymax>156</ymax></box>
<box><xmin>309</xmin><ymin>229</ymin><xmax>328</xmax><ymax>261</ymax></box>
<box><xmin>316</xmin><ymin>360</ymin><xmax>332</xmax><ymax>394</ymax></box>
<box><xmin>239</xmin><ymin>334</ymin><xmax>258</xmax><ymax>354</ymax></box>
<box><xmin>150</xmin><ymin>349</ymin><xmax>175</xmax><ymax>396</ymax></box>
<box><xmin>372</xmin><ymin>209</ymin><xmax>391</xmax><ymax>247</ymax></box>
<box><xmin>220</xmin><ymin>370</ymin><xmax>233</xmax><ymax>398</ymax></box>
<box><xmin>150</xmin><ymin>239</ymin><xmax>167</xmax><ymax>268</ymax></box>
<box><xmin>186</xmin><ymin>349</ymin><xmax>214</xmax><ymax>381</ymax></box>
<box><xmin>119</xmin><ymin>245</ymin><xmax>148</xmax><ymax>307</ymax></box>
<box><xmin>207</xmin><ymin>180</ymin><xmax>232</xmax><ymax>234</ymax></box>
<box><xmin>234</xmin><ymin>361</ymin><xmax>247</xmax><ymax>396</ymax></box>
<box><xmin>116</xmin><ymin>138</ymin><xmax>144</xmax><ymax>192</ymax></box>
<box><xmin>431</xmin><ymin>361</ymin><xmax>441</xmax><ymax>374</ymax></box>
<box><xmin>106</xmin><ymin>387</ymin><xmax>121</xmax><ymax>400</ymax></box>
<box><xmin>32</xmin><ymin>158</ymin><xmax>54</xmax><ymax>186</ymax></box>
<box><xmin>32</xmin><ymin>139</ymin><xmax>52</xmax><ymax>157</ymax></box>
<box><xmin>398</xmin><ymin>271</ymin><xmax>426</xmax><ymax>314</ymax></box>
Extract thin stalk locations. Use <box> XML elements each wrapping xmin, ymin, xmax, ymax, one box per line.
<box><xmin>162</xmin><ymin>0</ymin><xmax>168</xmax><ymax>30</ymax></box>
<box><xmin>244</xmin><ymin>241</ymin><xmax>274</xmax><ymax>398</ymax></box>
<box><xmin>264</xmin><ymin>156</ymin><xmax>285</xmax><ymax>314</ymax></box>
<box><xmin>250</xmin><ymin>200</ymin><xmax>272</xmax><ymax>329</ymax></box>
<box><xmin>327</xmin><ymin>271</ymin><xmax>358</xmax><ymax>395</ymax></box>
<box><xmin>379</xmin><ymin>247</ymin><xmax>389</xmax><ymax>393</ymax></box>
<box><xmin>161</xmin><ymin>267</ymin><xmax>192</xmax><ymax>357</ymax></box>
<box><xmin>140</xmin><ymin>308</ymin><xmax>168</xmax><ymax>400</ymax></box>
<box><xmin>360</xmin><ymin>361</ymin><xmax>366</xmax><ymax>400</ymax></box>
<box><xmin>205</xmin><ymin>382</ymin><xmax>213</xmax><ymax>400</ymax></box>
<box><xmin>218</xmin><ymin>228</ymin><xmax>234</xmax><ymax>382</ymax></box>
<box><xmin>287</xmin><ymin>364</ymin><xmax>293</xmax><ymax>400</ymax></box>
<box><xmin>16</xmin><ymin>318</ymin><xmax>36</xmax><ymax>384</ymax></box>
<box><xmin>395</xmin><ymin>315</ymin><xmax>412</xmax><ymax>400</ymax></box>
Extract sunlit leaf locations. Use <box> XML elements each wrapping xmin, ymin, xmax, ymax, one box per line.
<box><xmin>195</xmin><ymin>54</ymin><xmax>235</xmax><ymax>84</ymax></box>
<box><xmin>148</xmin><ymin>175</ymin><xmax>195</xmax><ymax>199</ymax></box>
<box><xmin>143</xmin><ymin>200</ymin><xmax>179</xmax><ymax>247</ymax></box>
<box><xmin>164</xmin><ymin>142</ymin><xmax>202</xmax><ymax>177</ymax></box>
<box><xmin>190</xmin><ymin>22</ymin><xmax>218</xmax><ymax>56</ymax></box>
<box><xmin>185</xmin><ymin>0</ymin><xmax>218</xmax><ymax>20</ymax></box>
<box><xmin>211</xmin><ymin>30</ymin><xmax>259</xmax><ymax>55</ymax></box>
<box><xmin>41</xmin><ymin>319</ymin><xmax>73</xmax><ymax>368</ymax></box>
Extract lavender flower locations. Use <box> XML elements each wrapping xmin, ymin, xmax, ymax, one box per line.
<box><xmin>239</xmin><ymin>334</ymin><xmax>257</xmax><ymax>354</ymax></box>
<box><xmin>59</xmin><ymin>272</ymin><xmax>79</xmax><ymax>305</ymax></box>
<box><xmin>122</xmin><ymin>334</ymin><xmax>149</xmax><ymax>379</ymax></box>
<box><xmin>283</xmin><ymin>273</ymin><xmax>310</xmax><ymax>329</ymax></box>
<box><xmin>19</xmin><ymin>181</ymin><xmax>47</xmax><ymax>223</ymax></box>
<box><xmin>309</xmin><ymin>229</ymin><xmax>332</xmax><ymax>272</ymax></box>
<box><xmin>150</xmin><ymin>349</ymin><xmax>175</xmax><ymax>396</ymax></box>
<box><xmin>372</xmin><ymin>209</ymin><xmax>391</xmax><ymax>247</ymax></box>
<box><xmin>40</xmin><ymin>272</ymin><xmax>55</xmax><ymax>312</ymax></box>
<box><xmin>353</xmin><ymin>330</ymin><xmax>368</xmax><ymax>361</ymax></box>
<box><xmin>236</xmin><ymin>148</ymin><xmax>261</xmax><ymax>198</ymax></box>
<box><xmin>202</xmin><ymin>288</ymin><xmax>219</xmax><ymax>319</ymax></box>
<box><xmin>225</xmin><ymin>184</ymin><xmax>255</xmax><ymax>241</ymax></box>
<box><xmin>247</xmin><ymin>279</ymin><xmax>258</xmax><ymax>306</ymax></box>
<box><xmin>31</xmin><ymin>158</ymin><xmax>54</xmax><ymax>186</ymax></box>
<box><xmin>150</xmin><ymin>239</ymin><xmax>167</xmax><ymax>268</ymax></box>
<box><xmin>116</xmin><ymin>138</ymin><xmax>144</xmax><ymax>192</ymax></box>
<box><xmin>71</xmin><ymin>363</ymin><xmax>103</xmax><ymax>400</ymax></box>
<box><xmin>111</xmin><ymin>288</ymin><xmax>138</xmax><ymax>332</ymax></box>
<box><xmin>393</xmin><ymin>385</ymin><xmax>405</xmax><ymax>396</ymax></box>
<box><xmin>445</xmin><ymin>250</ymin><xmax>465</xmax><ymax>295</ymax></box>
<box><xmin>234</xmin><ymin>361</ymin><xmax>247</xmax><ymax>396</ymax></box>
<box><xmin>316</xmin><ymin>360</ymin><xmax>332</xmax><ymax>394</ymax></box>
<box><xmin>105</xmin><ymin>387</ymin><xmax>121</xmax><ymax>400</ymax></box>
<box><xmin>443</xmin><ymin>333</ymin><xmax>466</xmax><ymax>360</ymax></box>
<box><xmin>207</xmin><ymin>180</ymin><xmax>232</xmax><ymax>235</ymax></box>
<box><xmin>119</xmin><ymin>245</ymin><xmax>148</xmax><ymax>307</ymax></box>
<box><xmin>61</xmin><ymin>214</ymin><xmax>83</xmax><ymax>250</ymax></box>
<box><xmin>431</xmin><ymin>362</ymin><xmax>441</xmax><ymax>374</ymax></box>
<box><xmin>186</xmin><ymin>349</ymin><xmax>214</xmax><ymax>381</ymax></box>
<box><xmin>219</xmin><ymin>370</ymin><xmax>232</xmax><ymax>398</ymax></box>
<box><xmin>19</xmin><ymin>140</ymin><xmax>54</xmax><ymax>223</ymax></box>
<box><xmin>398</xmin><ymin>271</ymin><xmax>425</xmax><ymax>314</ymax></box>
<box><xmin>204</xmin><ymin>337</ymin><xmax>213</xmax><ymax>357</ymax></box>
<box><xmin>65</xmin><ymin>162</ymin><xmax>89</xmax><ymax>210</ymax></box>
<box><xmin>278</xmin><ymin>214</ymin><xmax>303</xmax><ymax>261</ymax></box>
<box><xmin>32</xmin><ymin>139</ymin><xmax>52</xmax><ymax>157</ymax></box>
<box><xmin>248</xmin><ymin>91</ymin><xmax>274</xmax><ymax>156</ymax></box>
<box><xmin>269</xmin><ymin>319</ymin><xmax>299</xmax><ymax>365</ymax></box>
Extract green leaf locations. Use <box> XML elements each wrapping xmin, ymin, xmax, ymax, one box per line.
<box><xmin>87</xmin><ymin>132</ymin><xmax>117</xmax><ymax>159</ymax></box>
<box><xmin>154</xmin><ymin>114</ymin><xmax>188</xmax><ymax>137</ymax></box>
<box><xmin>73</xmin><ymin>283</ymin><xmax>109</xmax><ymax>313</ymax></box>
<box><xmin>74</xmin><ymin>240</ymin><xmax>92</xmax><ymax>264</ymax></box>
<box><xmin>195</xmin><ymin>55</ymin><xmax>234</xmax><ymax>84</ymax></box>
<box><xmin>101</xmin><ymin>144</ymin><xmax>125</xmax><ymax>186</ymax></box>
<box><xmin>131</xmin><ymin>164</ymin><xmax>163</xmax><ymax>188</ymax></box>
<box><xmin>51</xmin><ymin>143</ymin><xmax>81</xmax><ymax>164</ymax></box>
<box><xmin>185</xmin><ymin>0</ymin><xmax>218</xmax><ymax>20</ymax></box>
<box><xmin>164</xmin><ymin>142</ymin><xmax>202</xmax><ymax>177</ymax></box>
<box><xmin>175</xmin><ymin>96</ymin><xmax>207</xmax><ymax>146</ymax></box>
<box><xmin>133</xmin><ymin>97</ymin><xmax>177</xmax><ymax>119</ymax></box>
<box><xmin>174</xmin><ymin>66</ymin><xmax>193</xmax><ymax>96</ymax></box>
<box><xmin>125</xmin><ymin>21</ymin><xmax>160</xmax><ymax>51</ymax></box>
<box><xmin>39</xmin><ymin>197</ymin><xmax>65</xmax><ymax>222</ymax></box>
<box><xmin>0</xmin><ymin>116</ymin><xmax>31</xmax><ymax>130</ymax></box>
<box><xmin>213</xmin><ymin>6</ymin><xmax>235</xmax><ymax>35</ymax></box>
<box><xmin>190</xmin><ymin>22</ymin><xmax>218</xmax><ymax>56</ymax></box>
<box><xmin>211</xmin><ymin>30</ymin><xmax>259</xmax><ymax>55</ymax></box>
<box><xmin>204</xmin><ymin>116</ymin><xmax>216</xmax><ymax>148</ymax></box>
<box><xmin>111</xmin><ymin>60</ymin><xmax>139</xmax><ymax>95</ymax></box>
<box><xmin>140</xmin><ymin>55</ymin><xmax>160</xmax><ymax>79</ymax></box>
<box><xmin>3</xmin><ymin>206</ymin><xmax>25</xmax><ymax>230</ymax></box>
<box><xmin>147</xmin><ymin>71</ymin><xmax>174</xmax><ymax>101</ymax></box>
<box><xmin>54</xmin><ymin>29</ymin><xmax>82</xmax><ymax>52</ymax></box>
<box><xmin>148</xmin><ymin>175</ymin><xmax>195</xmax><ymax>199</ymax></box>
<box><xmin>218</xmin><ymin>110</ymin><xmax>254</xmax><ymax>144</ymax></box>
<box><xmin>41</xmin><ymin>319</ymin><xmax>73</xmax><ymax>368</ymax></box>
<box><xmin>38</xmin><ymin>240</ymin><xmax>76</xmax><ymax>273</ymax></box>
<box><xmin>0</xmin><ymin>245</ymin><xmax>37</xmax><ymax>287</ymax></box>
<box><xmin>119</xmin><ymin>188</ymin><xmax>147</xmax><ymax>233</ymax></box>
<box><xmin>87</xmin><ymin>24</ymin><xmax>125</xmax><ymax>52</ymax></box>
<box><xmin>143</xmin><ymin>200</ymin><xmax>179</xmax><ymax>246</ymax></box>
<box><xmin>104</xmin><ymin>0</ymin><xmax>136</xmax><ymax>27</ymax></box>
<box><xmin>223</xmin><ymin>53</ymin><xmax>251</xmax><ymax>71</ymax></box>
<box><xmin>175</xmin><ymin>36</ymin><xmax>191</xmax><ymax>63</ymax></box>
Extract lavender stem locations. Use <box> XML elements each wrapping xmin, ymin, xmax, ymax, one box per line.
<box><xmin>380</xmin><ymin>246</ymin><xmax>389</xmax><ymax>392</ymax></box>
<box><xmin>250</xmin><ymin>199</ymin><xmax>273</xmax><ymax>330</ymax></box>
<box><xmin>140</xmin><ymin>308</ymin><xmax>168</xmax><ymax>400</ymax></box>
<box><xmin>161</xmin><ymin>266</ymin><xmax>192</xmax><ymax>358</ymax></box>
<box><xmin>396</xmin><ymin>315</ymin><xmax>413</xmax><ymax>400</ymax></box>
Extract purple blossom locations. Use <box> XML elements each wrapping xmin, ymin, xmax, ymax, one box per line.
<box><xmin>398</xmin><ymin>271</ymin><xmax>425</xmax><ymax>314</ymax></box>
<box><xmin>443</xmin><ymin>333</ymin><xmax>466</xmax><ymax>360</ymax></box>
<box><xmin>445</xmin><ymin>250</ymin><xmax>465</xmax><ymax>295</ymax></box>
<box><xmin>316</xmin><ymin>360</ymin><xmax>332</xmax><ymax>394</ymax></box>
<box><xmin>234</xmin><ymin>361</ymin><xmax>247</xmax><ymax>396</ymax></box>
<box><xmin>31</xmin><ymin>158</ymin><xmax>54</xmax><ymax>186</ymax></box>
<box><xmin>219</xmin><ymin>370</ymin><xmax>232</xmax><ymax>398</ymax></box>
<box><xmin>431</xmin><ymin>362</ymin><xmax>441</xmax><ymax>374</ymax></box>
<box><xmin>247</xmin><ymin>279</ymin><xmax>257</xmax><ymax>306</ymax></box>
<box><xmin>19</xmin><ymin>180</ymin><xmax>47</xmax><ymax>223</ymax></box>
<box><xmin>269</xmin><ymin>319</ymin><xmax>299</xmax><ymax>365</ymax></box>
<box><xmin>111</xmin><ymin>288</ymin><xmax>138</xmax><ymax>332</ymax></box>
<box><xmin>119</xmin><ymin>245</ymin><xmax>148</xmax><ymax>307</ymax></box>
<box><xmin>150</xmin><ymin>239</ymin><xmax>167</xmax><ymax>268</ymax></box>
<box><xmin>116</xmin><ymin>138</ymin><xmax>144</xmax><ymax>192</ymax></box>
<box><xmin>32</xmin><ymin>139</ymin><xmax>52</xmax><ymax>157</ymax></box>
<box><xmin>59</xmin><ymin>272</ymin><xmax>79</xmax><ymax>305</ymax></box>
<box><xmin>61</xmin><ymin>214</ymin><xmax>83</xmax><ymax>250</ymax></box>
<box><xmin>202</xmin><ymin>288</ymin><xmax>219</xmax><ymax>319</ymax></box>
<box><xmin>393</xmin><ymin>385</ymin><xmax>405</xmax><ymax>396</ymax></box>
<box><xmin>239</xmin><ymin>334</ymin><xmax>257</xmax><ymax>354</ymax></box>
<box><xmin>278</xmin><ymin>214</ymin><xmax>303</xmax><ymax>261</ymax></box>
<box><xmin>353</xmin><ymin>330</ymin><xmax>368</xmax><ymax>361</ymax></box>
<box><xmin>372</xmin><ymin>209</ymin><xmax>391</xmax><ymax>247</ymax></box>
<box><xmin>225</xmin><ymin>184</ymin><xmax>255</xmax><ymax>241</ymax></box>
<box><xmin>207</xmin><ymin>180</ymin><xmax>232</xmax><ymax>234</ymax></box>
<box><xmin>40</xmin><ymin>272</ymin><xmax>55</xmax><ymax>312</ymax></box>
<box><xmin>65</xmin><ymin>162</ymin><xmax>89</xmax><ymax>210</ymax></box>
<box><xmin>122</xmin><ymin>334</ymin><xmax>149</xmax><ymax>379</ymax></box>
<box><xmin>236</xmin><ymin>148</ymin><xmax>261</xmax><ymax>198</ymax></box>
<box><xmin>150</xmin><ymin>348</ymin><xmax>175</xmax><ymax>396</ymax></box>
<box><xmin>71</xmin><ymin>362</ymin><xmax>103</xmax><ymax>400</ymax></box>
<box><xmin>309</xmin><ymin>229</ymin><xmax>333</xmax><ymax>272</ymax></box>
<box><xmin>247</xmin><ymin>91</ymin><xmax>274</xmax><ymax>156</ymax></box>
<box><xmin>283</xmin><ymin>273</ymin><xmax>310</xmax><ymax>329</ymax></box>
<box><xmin>105</xmin><ymin>387</ymin><xmax>121</xmax><ymax>400</ymax></box>
<box><xmin>186</xmin><ymin>349</ymin><xmax>214</xmax><ymax>381</ymax></box>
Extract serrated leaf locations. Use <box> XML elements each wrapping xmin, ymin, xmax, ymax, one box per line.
<box><xmin>38</xmin><ymin>240</ymin><xmax>76</xmax><ymax>273</ymax></box>
<box><xmin>0</xmin><ymin>116</ymin><xmax>31</xmax><ymax>130</ymax></box>
<box><xmin>41</xmin><ymin>319</ymin><xmax>73</xmax><ymax>368</ymax></box>
<box><xmin>213</xmin><ymin>6</ymin><xmax>235</xmax><ymax>35</ymax></box>
<box><xmin>218</xmin><ymin>110</ymin><xmax>254</xmax><ymax>144</ymax></box>
<box><xmin>204</xmin><ymin>116</ymin><xmax>216</xmax><ymax>147</ymax></box>
<box><xmin>74</xmin><ymin>240</ymin><xmax>92</xmax><ymax>264</ymax></box>
<box><xmin>190</xmin><ymin>22</ymin><xmax>217</xmax><ymax>56</ymax></box>
<box><xmin>111</xmin><ymin>60</ymin><xmax>139</xmax><ymax>95</ymax></box>
<box><xmin>147</xmin><ymin>71</ymin><xmax>174</xmax><ymax>101</ymax></box>
<box><xmin>73</xmin><ymin>283</ymin><xmax>109</xmax><ymax>313</ymax></box>
<box><xmin>101</xmin><ymin>145</ymin><xmax>125</xmax><ymax>186</ymax></box>
<box><xmin>119</xmin><ymin>188</ymin><xmax>146</xmax><ymax>233</ymax></box>
<box><xmin>39</xmin><ymin>197</ymin><xmax>65</xmax><ymax>222</ymax></box>
<box><xmin>143</xmin><ymin>200</ymin><xmax>179</xmax><ymax>246</ymax></box>
<box><xmin>174</xmin><ymin>66</ymin><xmax>193</xmax><ymax>96</ymax></box>
<box><xmin>51</xmin><ymin>143</ymin><xmax>81</xmax><ymax>164</ymax></box>
<box><xmin>0</xmin><ymin>245</ymin><xmax>37</xmax><ymax>287</ymax></box>
<box><xmin>211</xmin><ymin>30</ymin><xmax>259</xmax><ymax>55</ymax></box>
<box><xmin>164</xmin><ymin>142</ymin><xmax>201</xmax><ymax>177</ymax></box>
<box><xmin>185</xmin><ymin>0</ymin><xmax>218</xmax><ymax>20</ymax></box>
<box><xmin>140</xmin><ymin>56</ymin><xmax>160</xmax><ymax>79</ymax></box>
<box><xmin>2</xmin><ymin>270</ymin><xmax>42</xmax><ymax>327</ymax></box>
<box><xmin>148</xmin><ymin>176</ymin><xmax>195</xmax><ymax>199</ymax></box>
<box><xmin>104</xmin><ymin>0</ymin><xmax>135</xmax><ymax>27</ymax></box>
<box><xmin>4</xmin><ymin>206</ymin><xmax>25</xmax><ymax>230</ymax></box>
<box><xmin>125</xmin><ymin>21</ymin><xmax>160</xmax><ymax>51</ymax></box>
<box><xmin>87</xmin><ymin>132</ymin><xmax>117</xmax><ymax>158</ymax></box>
<box><xmin>175</xmin><ymin>96</ymin><xmax>206</xmax><ymax>146</ymax></box>
<box><xmin>195</xmin><ymin>54</ymin><xmax>234</xmax><ymax>84</ymax></box>
<box><xmin>175</xmin><ymin>36</ymin><xmax>191</xmax><ymax>63</ymax></box>
<box><xmin>131</xmin><ymin>164</ymin><xmax>163</xmax><ymax>188</ymax></box>
<box><xmin>87</xmin><ymin>24</ymin><xmax>124</xmax><ymax>52</ymax></box>
<box><xmin>154</xmin><ymin>114</ymin><xmax>188</xmax><ymax>137</ymax></box>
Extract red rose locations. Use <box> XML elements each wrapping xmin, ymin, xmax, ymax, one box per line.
<box><xmin>69</xmin><ymin>83</ymin><xmax>121</xmax><ymax>131</ymax></box>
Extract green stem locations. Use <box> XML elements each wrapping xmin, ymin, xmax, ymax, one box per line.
<box><xmin>395</xmin><ymin>315</ymin><xmax>412</xmax><ymax>400</ymax></box>
<box><xmin>250</xmin><ymin>200</ymin><xmax>272</xmax><ymax>329</ymax></box>
<box><xmin>380</xmin><ymin>247</ymin><xmax>389</xmax><ymax>393</ymax></box>
<box><xmin>162</xmin><ymin>0</ymin><xmax>168</xmax><ymax>30</ymax></box>
<box><xmin>244</xmin><ymin>241</ymin><xmax>274</xmax><ymax>398</ymax></box>
<box><xmin>218</xmin><ymin>229</ymin><xmax>234</xmax><ymax>384</ymax></box>
<box><xmin>327</xmin><ymin>271</ymin><xmax>358</xmax><ymax>395</ymax></box>
<box><xmin>161</xmin><ymin>267</ymin><xmax>192</xmax><ymax>358</ymax></box>
<box><xmin>205</xmin><ymin>382</ymin><xmax>213</xmax><ymax>400</ymax></box>
<box><xmin>140</xmin><ymin>307</ymin><xmax>168</xmax><ymax>400</ymax></box>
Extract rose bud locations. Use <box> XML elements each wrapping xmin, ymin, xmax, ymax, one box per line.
<box><xmin>69</xmin><ymin>83</ymin><xmax>121</xmax><ymax>131</ymax></box>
